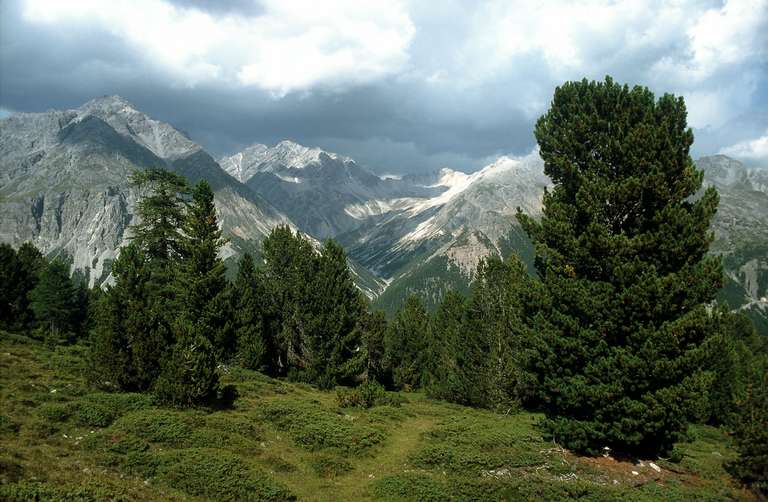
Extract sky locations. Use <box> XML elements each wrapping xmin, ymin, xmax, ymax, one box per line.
<box><xmin>1</xmin><ymin>0</ymin><xmax>767</xmax><ymax>174</ymax></box>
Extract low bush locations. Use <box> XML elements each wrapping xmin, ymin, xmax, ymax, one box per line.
<box><xmin>310</xmin><ymin>455</ymin><xmax>353</xmax><ymax>478</ymax></box>
<box><xmin>113</xmin><ymin>409</ymin><xmax>201</xmax><ymax>446</ymax></box>
<box><xmin>336</xmin><ymin>380</ymin><xmax>402</xmax><ymax>409</ymax></box>
<box><xmin>260</xmin><ymin>401</ymin><xmax>385</xmax><ymax>454</ymax></box>
<box><xmin>156</xmin><ymin>448</ymin><xmax>295</xmax><ymax>501</ymax></box>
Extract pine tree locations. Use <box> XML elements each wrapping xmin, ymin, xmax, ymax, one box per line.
<box><xmin>385</xmin><ymin>295</ymin><xmax>429</xmax><ymax>390</ymax></box>
<box><xmin>425</xmin><ymin>290</ymin><xmax>472</xmax><ymax>403</ymax></box>
<box><xmin>129</xmin><ymin>169</ymin><xmax>189</xmax><ymax>262</ymax></box>
<box><xmin>89</xmin><ymin>243</ymin><xmax>170</xmax><ymax>390</ymax></box>
<box><xmin>29</xmin><ymin>257</ymin><xmax>80</xmax><ymax>342</ymax></box>
<box><xmin>259</xmin><ymin>225</ymin><xmax>318</xmax><ymax>375</ymax></box>
<box><xmin>726</xmin><ymin>361</ymin><xmax>768</xmax><ymax>495</ymax></box>
<box><xmin>232</xmin><ymin>253</ymin><xmax>267</xmax><ymax>370</ymax></box>
<box><xmin>517</xmin><ymin>77</ymin><xmax>722</xmax><ymax>456</ymax></box>
<box><xmin>362</xmin><ymin>310</ymin><xmax>389</xmax><ymax>385</ymax></box>
<box><xmin>175</xmin><ymin>180</ymin><xmax>232</xmax><ymax>355</ymax></box>
<box><xmin>310</xmin><ymin>240</ymin><xmax>367</xmax><ymax>387</ymax></box>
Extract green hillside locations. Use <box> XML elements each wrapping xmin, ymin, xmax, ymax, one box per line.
<box><xmin>0</xmin><ymin>333</ymin><xmax>754</xmax><ymax>501</ymax></box>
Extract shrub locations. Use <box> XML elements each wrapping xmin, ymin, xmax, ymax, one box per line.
<box><xmin>113</xmin><ymin>409</ymin><xmax>200</xmax><ymax>446</ymax></box>
<box><xmin>156</xmin><ymin>448</ymin><xmax>294</xmax><ymax>501</ymax></box>
<box><xmin>310</xmin><ymin>455</ymin><xmax>353</xmax><ymax>478</ymax></box>
<box><xmin>37</xmin><ymin>402</ymin><xmax>70</xmax><ymax>422</ymax></box>
<box><xmin>154</xmin><ymin>329</ymin><xmax>220</xmax><ymax>407</ymax></box>
<box><xmin>336</xmin><ymin>380</ymin><xmax>401</xmax><ymax>409</ymax></box>
<box><xmin>70</xmin><ymin>401</ymin><xmax>115</xmax><ymax>427</ymax></box>
<box><xmin>260</xmin><ymin>401</ymin><xmax>384</xmax><ymax>454</ymax></box>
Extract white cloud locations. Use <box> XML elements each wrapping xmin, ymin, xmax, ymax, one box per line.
<box><xmin>720</xmin><ymin>130</ymin><xmax>768</xmax><ymax>162</ymax></box>
<box><xmin>22</xmin><ymin>0</ymin><xmax>415</xmax><ymax>95</ymax></box>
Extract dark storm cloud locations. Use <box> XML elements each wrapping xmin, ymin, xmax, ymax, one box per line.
<box><xmin>1</xmin><ymin>0</ymin><xmax>767</xmax><ymax>174</ymax></box>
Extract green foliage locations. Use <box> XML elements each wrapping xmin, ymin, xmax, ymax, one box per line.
<box><xmin>156</xmin><ymin>448</ymin><xmax>295</xmax><ymax>501</ymax></box>
<box><xmin>175</xmin><ymin>179</ymin><xmax>233</xmax><ymax>356</ymax></box>
<box><xmin>726</xmin><ymin>361</ymin><xmax>768</xmax><ymax>495</ymax></box>
<box><xmin>362</xmin><ymin>310</ymin><xmax>389</xmax><ymax>384</ymax></box>
<box><xmin>518</xmin><ymin>76</ymin><xmax>722</xmax><ymax>456</ymax></box>
<box><xmin>111</xmin><ymin>408</ymin><xmax>200</xmax><ymax>445</ymax></box>
<box><xmin>233</xmin><ymin>253</ymin><xmax>267</xmax><ymax>370</ymax></box>
<box><xmin>385</xmin><ymin>295</ymin><xmax>429</xmax><ymax>390</ymax></box>
<box><xmin>0</xmin><ymin>480</ymin><xmax>126</xmax><ymax>502</ymax></box>
<box><xmin>706</xmin><ymin>310</ymin><xmax>767</xmax><ymax>426</ymax></box>
<box><xmin>89</xmin><ymin>242</ymin><xmax>171</xmax><ymax>391</ymax></box>
<box><xmin>0</xmin><ymin>242</ymin><xmax>45</xmax><ymax>330</ymax></box>
<box><xmin>153</xmin><ymin>324</ymin><xmax>220</xmax><ymax>407</ymax></box>
<box><xmin>336</xmin><ymin>380</ymin><xmax>401</xmax><ymax>408</ymax></box>
<box><xmin>409</xmin><ymin>414</ymin><xmax>546</xmax><ymax>474</ymax></box>
<box><xmin>259</xmin><ymin>401</ymin><xmax>385</xmax><ymax>454</ymax></box>
<box><xmin>29</xmin><ymin>257</ymin><xmax>83</xmax><ymax>342</ymax></box>
<box><xmin>310</xmin><ymin>455</ymin><xmax>353</xmax><ymax>478</ymax></box>
<box><xmin>128</xmin><ymin>168</ymin><xmax>189</xmax><ymax>262</ymax></box>
<box><xmin>258</xmin><ymin>226</ymin><xmax>367</xmax><ymax>386</ymax></box>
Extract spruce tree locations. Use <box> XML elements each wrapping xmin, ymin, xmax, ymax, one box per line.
<box><xmin>90</xmin><ymin>243</ymin><xmax>170</xmax><ymax>390</ymax></box>
<box><xmin>232</xmin><ymin>253</ymin><xmax>267</xmax><ymax>370</ymax></box>
<box><xmin>260</xmin><ymin>225</ymin><xmax>318</xmax><ymax>374</ymax></box>
<box><xmin>310</xmin><ymin>240</ymin><xmax>367</xmax><ymax>387</ymax></box>
<box><xmin>29</xmin><ymin>257</ymin><xmax>80</xmax><ymax>342</ymax></box>
<box><xmin>175</xmin><ymin>180</ymin><xmax>231</xmax><ymax>355</ymax></box>
<box><xmin>726</xmin><ymin>360</ymin><xmax>768</xmax><ymax>495</ymax></box>
<box><xmin>467</xmin><ymin>255</ymin><xmax>540</xmax><ymax>410</ymax></box>
<box><xmin>518</xmin><ymin>76</ymin><xmax>722</xmax><ymax>455</ymax></box>
<box><xmin>362</xmin><ymin>310</ymin><xmax>389</xmax><ymax>385</ymax></box>
<box><xmin>425</xmin><ymin>290</ymin><xmax>472</xmax><ymax>403</ymax></box>
<box><xmin>385</xmin><ymin>295</ymin><xmax>429</xmax><ymax>390</ymax></box>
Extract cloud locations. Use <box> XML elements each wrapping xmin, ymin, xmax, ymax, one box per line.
<box><xmin>2</xmin><ymin>0</ymin><xmax>767</xmax><ymax>174</ymax></box>
<box><xmin>21</xmin><ymin>0</ymin><xmax>415</xmax><ymax>95</ymax></box>
<box><xmin>720</xmin><ymin>130</ymin><xmax>768</xmax><ymax>163</ymax></box>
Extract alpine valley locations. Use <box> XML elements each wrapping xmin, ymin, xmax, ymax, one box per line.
<box><xmin>1</xmin><ymin>97</ymin><xmax>766</xmax><ymax>329</ymax></box>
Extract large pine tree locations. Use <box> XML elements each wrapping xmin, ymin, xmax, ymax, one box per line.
<box><xmin>518</xmin><ymin>77</ymin><xmax>722</xmax><ymax>456</ymax></box>
<box><xmin>175</xmin><ymin>179</ymin><xmax>232</xmax><ymax>355</ymax></box>
<box><xmin>310</xmin><ymin>240</ymin><xmax>367</xmax><ymax>387</ymax></box>
<box><xmin>129</xmin><ymin>169</ymin><xmax>189</xmax><ymax>262</ymax></box>
<box><xmin>259</xmin><ymin>225</ymin><xmax>318</xmax><ymax>375</ymax></box>
<box><xmin>89</xmin><ymin>243</ymin><xmax>170</xmax><ymax>391</ymax></box>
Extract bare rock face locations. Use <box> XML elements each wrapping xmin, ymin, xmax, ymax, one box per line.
<box><xmin>0</xmin><ymin>97</ymin><xmax>291</xmax><ymax>286</ymax></box>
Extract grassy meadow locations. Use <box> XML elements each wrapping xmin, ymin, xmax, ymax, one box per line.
<box><xmin>0</xmin><ymin>332</ymin><xmax>755</xmax><ymax>501</ymax></box>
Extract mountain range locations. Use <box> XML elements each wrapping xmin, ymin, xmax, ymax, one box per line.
<box><xmin>1</xmin><ymin>96</ymin><xmax>766</xmax><ymax>329</ymax></box>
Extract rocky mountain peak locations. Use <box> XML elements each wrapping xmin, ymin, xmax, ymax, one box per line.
<box><xmin>75</xmin><ymin>95</ymin><xmax>199</xmax><ymax>160</ymax></box>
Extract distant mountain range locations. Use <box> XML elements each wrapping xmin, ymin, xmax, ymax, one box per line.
<box><xmin>1</xmin><ymin>96</ymin><xmax>766</xmax><ymax>329</ymax></box>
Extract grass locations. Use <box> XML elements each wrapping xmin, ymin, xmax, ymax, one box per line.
<box><xmin>0</xmin><ymin>332</ymin><xmax>756</xmax><ymax>501</ymax></box>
